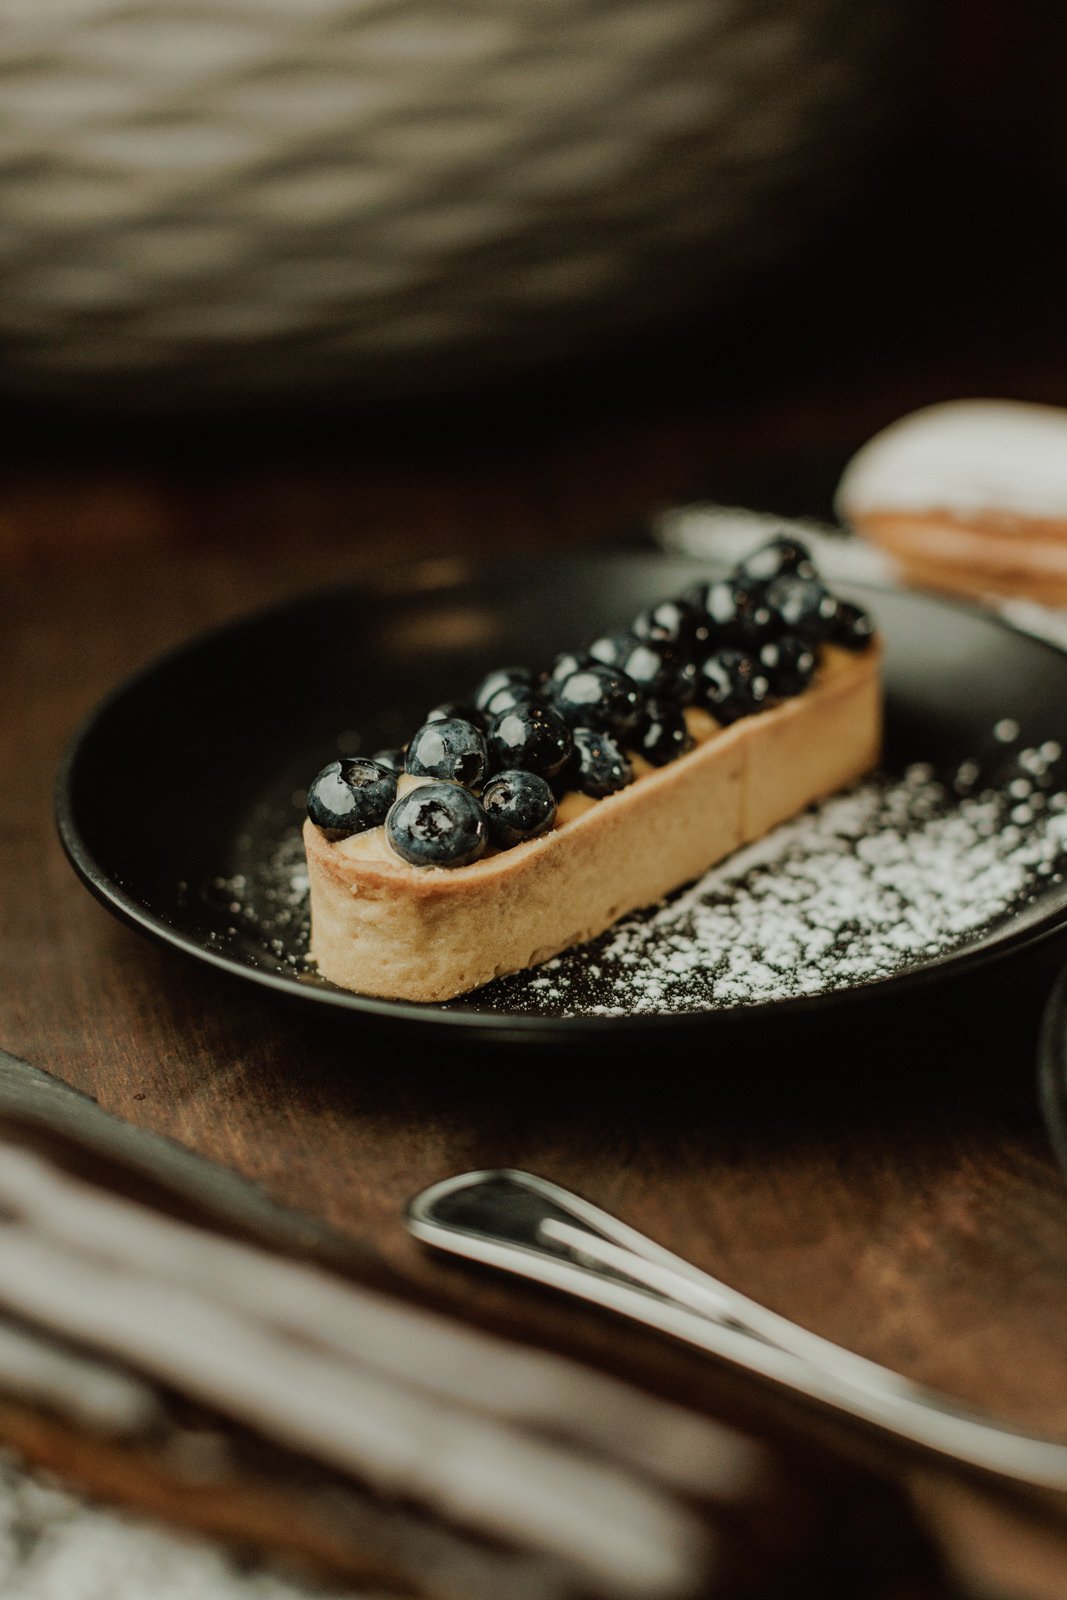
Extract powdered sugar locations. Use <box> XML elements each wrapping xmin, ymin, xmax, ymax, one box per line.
<box><xmin>835</xmin><ymin>400</ymin><xmax>1067</xmax><ymax>522</ymax></box>
<box><xmin>205</xmin><ymin>838</ymin><xmax>310</xmax><ymax>968</ymax></box>
<box><xmin>476</xmin><ymin>747</ymin><xmax>1067</xmax><ymax>1015</ymax></box>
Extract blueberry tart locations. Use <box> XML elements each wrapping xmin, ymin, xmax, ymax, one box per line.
<box><xmin>303</xmin><ymin>537</ymin><xmax>882</xmax><ymax>1000</ymax></box>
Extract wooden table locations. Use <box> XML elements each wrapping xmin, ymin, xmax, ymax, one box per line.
<box><xmin>8</xmin><ymin>298</ymin><xmax>1067</xmax><ymax>1593</ymax></box>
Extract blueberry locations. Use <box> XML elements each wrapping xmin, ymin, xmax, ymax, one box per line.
<box><xmin>487</xmin><ymin>702</ymin><xmax>573</xmax><ymax>780</ymax></box>
<box><xmin>617</xmin><ymin>639</ymin><xmax>697</xmax><ymax>706</ymax></box>
<box><xmin>830</xmin><ymin>599</ymin><xmax>875</xmax><ymax>651</ymax></box>
<box><xmin>758</xmin><ymin>634</ymin><xmax>816</xmax><ymax>697</ymax></box>
<box><xmin>736</xmin><ymin>535</ymin><xmax>817</xmax><ymax>585</ymax></box>
<box><xmin>480</xmin><ymin>680</ymin><xmax>538</xmax><ymax>719</ymax></box>
<box><xmin>405</xmin><ymin>717</ymin><xmax>489</xmax><ymax>789</ymax></box>
<box><xmin>687</xmin><ymin>577</ymin><xmax>776</xmax><ymax>644</ymax></box>
<box><xmin>482</xmin><ymin>769</ymin><xmax>557</xmax><ymax>848</ymax></box>
<box><xmin>371</xmin><ymin>747</ymin><xmax>406</xmax><ymax>774</ymax></box>
<box><xmin>587</xmin><ymin>633</ymin><xmax>634</xmax><ymax>670</ymax></box>
<box><xmin>307</xmin><ymin>758</ymin><xmax>397</xmax><ymax>839</ymax></box>
<box><xmin>546</xmin><ymin>650</ymin><xmax>592</xmax><ymax>686</ymax></box>
<box><xmin>634</xmin><ymin>698</ymin><xmax>693</xmax><ymax>767</ymax></box>
<box><xmin>554</xmin><ymin>664</ymin><xmax>643</xmax><ymax>738</ymax></box>
<box><xmin>697</xmin><ymin>648</ymin><xmax>770</xmax><ymax>724</ymax></box>
<box><xmin>473</xmin><ymin>666</ymin><xmax>535</xmax><ymax>715</ymax></box>
<box><xmin>764</xmin><ymin>575</ymin><xmax>839</xmax><ymax>641</ymax></box>
<box><xmin>386</xmin><ymin>782</ymin><xmax>488</xmax><ymax>867</ymax></box>
<box><xmin>631</xmin><ymin>598</ymin><xmax>706</xmax><ymax>654</ymax></box>
<box><xmin>426</xmin><ymin>700</ymin><xmax>482</xmax><ymax>727</ymax></box>
<box><xmin>569</xmin><ymin>727</ymin><xmax>633</xmax><ymax>797</ymax></box>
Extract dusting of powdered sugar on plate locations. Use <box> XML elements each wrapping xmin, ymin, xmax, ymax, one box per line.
<box><xmin>481</xmin><ymin>751</ymin><xmax>1067</xmax><ymax>1015</ymax></box>
<box><xmin>202</xmin><ymin>736</ymin><xmax>1067</xmax><ymax>1018</ymax></box>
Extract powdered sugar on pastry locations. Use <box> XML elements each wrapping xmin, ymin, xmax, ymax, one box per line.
<box><xmin>837</xmin><ymin>401</ymin><xmax>1067</xmax><ymax>523</ymax></box>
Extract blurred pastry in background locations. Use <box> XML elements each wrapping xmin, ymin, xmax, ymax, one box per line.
<box><xmin>836</xmin><ymin>400</ymin><xmax>1067</xmax><ymax>605</ymax></box>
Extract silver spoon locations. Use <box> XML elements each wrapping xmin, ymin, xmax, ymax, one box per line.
<box><xmin>408</xmin><ymin>1168</ymin><xmax>1067</xmax><ymax>1490</ymax></box>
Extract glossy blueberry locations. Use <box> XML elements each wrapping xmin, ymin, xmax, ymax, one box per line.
<box><xmin>385</xmin><ymin>782</ymin><xmax>487</xmax><ymax>867</ymax></box>
<box><xmin>473</xmin><ymin>666</ymin><xmax>535</xmax><ymax>715</ymax></box>
<box><xmin>426</xmin><ymin>699</ymin><xmax>482</xmax><ymax>727</ymax></box>
<box><xmin>487</xmin><ymin>701</ymin><xmax>573</xmax><ymax>780</ymax></box>
<box><xmin>479</xmin><ymin>680</ymin><xmax>538</xmax><ymax>719</ymax></box>
<box><xmin>686</xmin><ymin>577</ymin><xmax>776</xmax><ymax>644</ymax></box>
<box><xmin>736</xmin><ymin>534</ymin><xmax>816</xmax><ymax>585</ymax></box>
<box><xmin>631</xmin><ymin>597</ymin><xmax>706</xmax><ymax>654</ymax></box>
<box><xmin>697</xmin><ymin>648</ymin><xmax>770</xmax><ymax>724</ymax></box>
<box><xmin>307</xmin><ymin>757</ymin><xmax>397</xmax><ymax>839</ymax></box>
<box><xmin>371</xmin><ymin>747</ymin><xmax>406</xmax><ymax>775</ymax></box>
<box><xmin>481</xmin><ymin>769</ymin><xmax>557</xmax><ymax>848</ymax></box>
<box><xmin>764</xmin><ymin>574</ymin><xmax>839</xmax><ymax>641</ymax></box>
<box><xmin>554</xmin><ymin>664</ymin><xmax>643</xmax><ymax>738</ymax></box>
<box><xmin>569</xmin><ymin>726</ymin><xmax>633</xmax><ymax>797</ymax></box>
<box><xmin>830</xmin><ymin>599</ymin><xmax>875</xmax><ymax>651</ymax></box>
<box><xmin>405</xmin><ymin>717</ymin><xmax>489</xmax><ymax>789</ymax></box>
<box><xmin>587</xmin><ymin>633</ymin><xmax>634</xmax><ymax>670</ymax></box>
<box><xmin>617</xmin><ymin>639</ymin><xmax>697</xmax><ymax>706</ymax></box>
<box><xmin>634</xmin><ymin>698</ymin><xmax>693</xmax><ymax>767</ymax></box>
<box><xmin>546</xmin><ymin>650</ymin><xmax>592</xmax><ymax>686</ymax></box>
<box><xmin>758</xmin><ymin>634</ymin><xmax>816</xmax><ymax>697</ymax></box>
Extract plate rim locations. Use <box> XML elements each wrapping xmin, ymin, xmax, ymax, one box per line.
<box><xmin>54</xmin><ymin>549</ymin><xmax>1067</xmax><ymax>1035</ymax></box>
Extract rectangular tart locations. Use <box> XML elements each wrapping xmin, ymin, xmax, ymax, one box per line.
<box><xmin>304</xmin><ymin>641</ymin><xmax>882</xmax><ymax>1002</ymax></box>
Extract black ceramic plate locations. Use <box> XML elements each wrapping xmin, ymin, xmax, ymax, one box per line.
<box><xmin>56</xmin><ymin>552</ymin><xmax>1067</xmax><ymax>1037</ymax></box>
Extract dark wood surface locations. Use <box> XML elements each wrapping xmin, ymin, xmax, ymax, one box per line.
<box><xmin>8</xmin><ymin>313</ymin><xmax>1067</xmax><ymax>1592</ymax></box>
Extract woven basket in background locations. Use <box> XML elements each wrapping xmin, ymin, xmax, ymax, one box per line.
<box><xmin>0</xmin><ymin>0</ymin><xmax>914</xmax><ymax>400</ymax></box>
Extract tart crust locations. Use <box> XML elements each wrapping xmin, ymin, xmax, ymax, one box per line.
<box><xmin>305</xmin><ymin>642</ymin><xmax>882</xmax><ymax>1001</ymax></box>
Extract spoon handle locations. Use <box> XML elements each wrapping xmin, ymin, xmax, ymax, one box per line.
<box><xmin>408</xmin><ymin>1168</ymin><xmax>1067</xmax><ymax>1491</ymax></box>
